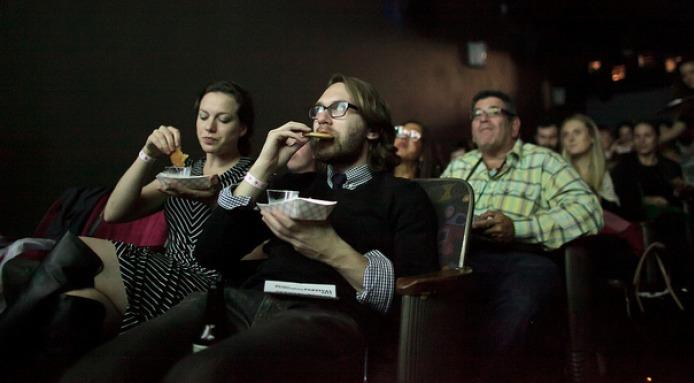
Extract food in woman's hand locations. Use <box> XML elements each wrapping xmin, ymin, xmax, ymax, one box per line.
<box><xmin>170</xmin><ymin>147</ymin><xmax>189</xmax><ymax>167</ymax></box>
<box><xmin>303</xmin><ymin>132</ymin><xmax>334</xmax><ymax>140</ymax></box>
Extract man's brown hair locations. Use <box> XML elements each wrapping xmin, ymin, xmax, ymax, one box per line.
<box><xmin>328</xmin><ymin>74</ymin><xmax>400</xmax><ymax>172</ymax></box>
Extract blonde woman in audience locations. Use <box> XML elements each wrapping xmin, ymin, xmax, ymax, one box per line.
<box><xmin>561</xmin><ymin>114</ymin><xmax>620</xmax><ymax>211</ymax></box>
<box><xmin>562</xmin><ymin>115</ymin><xmax>641</xmax><ymax>305</ymax></box>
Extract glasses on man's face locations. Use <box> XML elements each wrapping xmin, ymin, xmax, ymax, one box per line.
<box><xmin>471</xmin><ymin>106</ymin><xmax>515</xmax><ymax>121</ymax></box>
<box><xmin>394</xmin><ymin>125</ymin><xmax>422</xmax><ymax>141</ymax></box>
<box><xmin>309</xmin><ymin>100</ymin><xmax>360</xmax><ymax>120</ymax></box>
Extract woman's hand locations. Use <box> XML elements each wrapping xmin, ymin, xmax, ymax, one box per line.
<box><xmin>157</xmin><ymin>175</ymin><xmax>221</xmax><ymax>204</ymax></box>
<box><xmin>142</xmin><ymin>125</ymin><xmax>182</xmax><ymax>159</ymax></box>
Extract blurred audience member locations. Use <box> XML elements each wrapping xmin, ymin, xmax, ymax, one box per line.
<box><xmin>613</xmin><ymin>121</ymin><xmax>689</xmax><ymax>218</ymax></box>
<box><xmin>449</xmin><ymin>142</ymin><xmax>467</xmax><ymax>161</ymax></box>
<box><xmin>612</xmin><ymin>121</ymin><xmax>634</xmax><ymax>154</ymax></box>
<box><xmin>561</xmin><ymin>114</ymin><xmax>620</xmax><ymax>211</ymax></box>
<box><xmin>562</xmin><ymin>115</ymin><xmax>642</xmax><ymax>265</ymax></box>
<box><xmin>597</xmin><ymin>125</ymin><xmax>618</xmax><ymax>168</ymax></box>
<box><xmin>655</xmin><ymin>118</ymin><xmax>684</xmax><ymax>163</ymax></box>
<box><xmin>680</xmin><ymin>59</ymin><xmax>694</xmax><ymax>90</ymax></box>
<box><xmin>534</xmin><ymin>118</ymin><xmax>559</xmax><ymax>151</ymax></box>
<box><xmin>449</xmin><ymin>139</ymin><xmax>472</xmax><ymax>162</ymax></box>
<box><xmin>669</xmin><ymin>58</ymin><xmax>694</xmax><ymax>162</ymax></box>
<box><xmin>612</xmin><ymin>121</ymin><xmax>693</xmax><ymax>290</ymax></box>
<box><xmin>393</xmin><ymin>121</ymin><xmax>424</xmax><ymax>179</ymax></box>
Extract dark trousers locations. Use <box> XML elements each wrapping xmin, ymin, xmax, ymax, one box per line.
<box><xmin>60</xmin><ymin>289</ymin><xmax>365</xmax><ymax>383</ymax></box>
<box><xmin>466</xmin><ymin>247</ymin><xmax>560</xmax><ymax>381</ymax></box>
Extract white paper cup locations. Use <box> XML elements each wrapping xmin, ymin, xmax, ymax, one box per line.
<box><xmin>163</xmin><ymin>166</ymin><xmax>192</xmax><ymax>177</ymax></box>
<box><xmin>266</xmin><ymin>189</ymin><xmax>299</xmax><ymax>203</ymax></box>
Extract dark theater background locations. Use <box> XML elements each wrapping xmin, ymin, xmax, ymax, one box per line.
<box><xmin>1</xmin><ymin>1</ymin><xmax>694</xmax><ymax>382</ymax></box>
<box><xmin>2</xmin><ymin>0</ymin><xmax>693</xmax><ymax>237</ymax></box>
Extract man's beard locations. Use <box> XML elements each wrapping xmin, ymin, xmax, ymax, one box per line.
<box><xmin>311</xmin><ymin>133</ymin><xmax>366</xmax><ymax>168</ymax></box>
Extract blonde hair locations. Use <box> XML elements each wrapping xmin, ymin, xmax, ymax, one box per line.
<box><xmin>561</xmin><ymin>114</ymin><xmax>606</xmax><ymax>193</ymax></box>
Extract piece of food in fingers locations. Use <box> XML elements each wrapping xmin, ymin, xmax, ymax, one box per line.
<box><xmin>303</xmin><ymin>131</ymin><xmax>335</xmax><ymax>140</ymax></box>
<box><xmin>169</xmin><ymin>147</ymin><xmax>189</xmax><ymax>166</ymax></box>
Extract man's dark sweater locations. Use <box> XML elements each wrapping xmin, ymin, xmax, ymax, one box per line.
<box><xmin>194</xmin><ymin>171</ymin><xmax>438</xmax><ymax>327</ymax></box>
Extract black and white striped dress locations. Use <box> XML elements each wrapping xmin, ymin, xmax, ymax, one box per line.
<box><xmin>115</xmin><ymin>157</ymin><xmax>253</xmax><ymax>332</ymax></box>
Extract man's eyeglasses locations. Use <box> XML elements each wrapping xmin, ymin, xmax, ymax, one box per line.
<box><xmin>394</xmin><ymin>125</ymin><xmax>422</xmax><ymax>141</ymax></box>
<box><xmin>471</xmin><ymin>106</ymin><xmax>515</xmax><ymax>121</ymax></box>
<box><xmin>309</xmin><ymin>100</ymin><xmax>359</xmax><ymax>120</ymax></box>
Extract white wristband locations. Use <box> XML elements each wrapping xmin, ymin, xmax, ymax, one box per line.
<box><xmin>138</xmin><ymin>150</ymin><xmax>155</xmax><ymax>163</ymax></box>
<box><xmin>244</xmin><ymin>173</ymin><xmax>268</xmax><ymax>189</ymax></box>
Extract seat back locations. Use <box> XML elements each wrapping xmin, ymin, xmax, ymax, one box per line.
<box><xmin>413</xmin><ymin>178</ymin><xmax>474</xmax><ymax>270</ymax></box>
<box><xmin>90</xmin><ymin>207</ymin><xmax>167</xmax><ymax>248</ymax></box>
<box><xmin>32</xmin><ymin>186</ymin><xmax>111</xmax><ymax>240</ymax></box>
<box><xmin>392</xmin><ymin>178</ymin><xmax>475</xmax><ymax>383</ymax></box>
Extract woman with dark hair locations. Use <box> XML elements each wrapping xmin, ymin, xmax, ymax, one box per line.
<box><xmin>0</xmin><ymin>80</ymin><xmax>254</xmax><ymax>380</ymax></box>
<box><xmin>393</xmin><ymin>121</ymin><xmax>425</xmax><ymax>179</ymax></box>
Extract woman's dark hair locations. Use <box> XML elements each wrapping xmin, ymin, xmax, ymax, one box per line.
<box><xmin>401</xmin><ymin>120</ymin><xmax>427</xmax><ymax>142</ymax></box>
<box><xmin>193</xmin><ymin>80</ymin><xmax>254</xmax><ymax>156</ymax></box>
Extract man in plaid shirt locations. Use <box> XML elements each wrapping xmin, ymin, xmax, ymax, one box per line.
<box><xmin>442</xmin><ymin>90</ymin><xmax>603</xmax><ymax>381</ymax></box>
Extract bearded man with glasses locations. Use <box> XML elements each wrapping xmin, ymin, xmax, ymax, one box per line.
<box><xmin>441</xmin><ymin>90</ymin><xmax>603</xmax><ymax>382</ymax></box>
<box><xmin>60</xmin><ymin>74</ymin><xmax>438</xmax><ymax>383</ymax></box>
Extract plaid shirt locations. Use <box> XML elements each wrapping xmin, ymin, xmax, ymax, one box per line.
<box><xmin>217</xmin><ymin>164</ymin><xmax>393</xmax><ymax>313</ymax></box>
<box><xmin>441</xmin><ymin>140</ymin><xmax>603</xmax><ymax>250</ymax></box>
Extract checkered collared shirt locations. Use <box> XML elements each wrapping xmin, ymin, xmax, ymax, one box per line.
<box><xmin>441</xmin><ymin>140</ymin><xmax>603</xmax><ymax>250</ymax></box>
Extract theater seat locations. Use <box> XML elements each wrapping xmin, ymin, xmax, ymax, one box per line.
<box><xmin>364</xmin><ymin>178</ymin><xmax>475</xmax><ymax>383</ymax></box>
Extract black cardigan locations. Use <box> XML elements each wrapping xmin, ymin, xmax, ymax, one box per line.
<box><xmin>194</xmin><ymin>171</ymin><xmax>439</xmax><ymax>326</ymax></box>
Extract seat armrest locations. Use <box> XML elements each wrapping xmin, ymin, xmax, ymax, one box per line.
<box><xmin>396</xmin><ymin>267</ymin><xmax>472</xmax><ymax>296</ymax></box>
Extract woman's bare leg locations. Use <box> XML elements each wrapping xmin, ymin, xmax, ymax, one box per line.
<box><xmin>78</xmin><ymin>237</ymin><xmax>128</xmax><ymax>313</ymax></box>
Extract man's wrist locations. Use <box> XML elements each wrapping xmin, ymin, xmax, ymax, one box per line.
<box><xmin>328</xmin><ymin>240</ymin><xmax>368</xmax><ymax>274</ymax></box>
<box><xmin>246</xmin><ymin>162</ymin><xmax>275</xmax><ymax>184</ymax></box>
<box><xmin>138</xmin><ymin>150</ymin><xmax>156</xmax><ymax>163</ymax></box>
<box><xmin>244</xmin><ymin>173</ymin><xmax>268</xmax><ymax>189</ymax></box>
